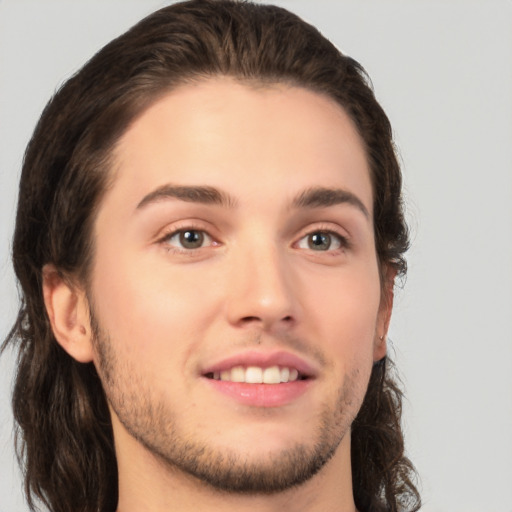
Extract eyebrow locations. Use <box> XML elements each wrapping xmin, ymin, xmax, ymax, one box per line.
<box><xmin>291</xmin><ymin>187</ymin><xmax>370</xmax><ymax>219</ymax></box>
<box><xmin>136</xmin><ymin>184</ymin><xmax>238</xmax><ymax>210</ymax></box>
<box><xmin>136</xmin><ymin>183</ymin><xmax>369</xmax><ymax>219</ymax></box>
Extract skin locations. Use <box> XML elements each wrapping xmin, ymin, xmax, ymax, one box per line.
<box><xmin>44</xmin><ymin>78</ymin><xmax>392</xmax><ymax>512</ymax></box>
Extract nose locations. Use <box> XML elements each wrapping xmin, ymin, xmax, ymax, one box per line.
<box><xmin>224</xmin><ymin>241</ymin><xmax>299</xmax><ymax>332</ymax></box>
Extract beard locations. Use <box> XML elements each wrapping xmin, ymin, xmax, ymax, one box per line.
<box><xmin>91</xmin><ymin>310</ymin><xmax>367</xmax><ymax>495</ymax></box>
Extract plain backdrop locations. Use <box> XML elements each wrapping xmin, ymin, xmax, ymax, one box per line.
<box><xmin>1</xmin><ymin>1</ymin><xmax>511</xmax><ymax>511</ymax></box>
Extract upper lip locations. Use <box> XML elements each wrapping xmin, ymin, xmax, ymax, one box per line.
<box><xmin>201</xmin><ymin>349</ymin><xmax>319</xmax><ymax>379</ymax></box>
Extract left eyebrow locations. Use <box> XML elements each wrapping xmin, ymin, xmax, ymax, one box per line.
<box><xmin>291</xmin><ymin>187</ymin><xmax>370</xmax><ymax>219</ymax></box>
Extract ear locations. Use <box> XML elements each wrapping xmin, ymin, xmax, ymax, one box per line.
<box><xmin>373</xmin><ymin>265</ymin><xmax>397</xmax><ymax>362</ymax></box>
<box><xmin>42</xmin><ymin>264</ymin><xmax>94</xmax><ymax>363</ymax></box>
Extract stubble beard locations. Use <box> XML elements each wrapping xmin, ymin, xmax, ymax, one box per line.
<box><xmin>92</xmin><ymin>315</ymin><xmax>366</xmax><ymax>495</ymax></box>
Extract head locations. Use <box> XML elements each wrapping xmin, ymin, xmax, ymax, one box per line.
<box><xmin>4</xmin><ymin>1</ymin><xmax>419</xmax><ymax>511</ymax></box>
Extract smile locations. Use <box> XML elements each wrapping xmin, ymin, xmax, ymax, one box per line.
<box><xmin>201</xmin><ymin>351</ymin><xmax>316</xmax><ymax>407</ymax></box>
<box><xmin>205</xmin><ymin>365</ymin><xmax>304</xmax><ymax>384</ymax></box>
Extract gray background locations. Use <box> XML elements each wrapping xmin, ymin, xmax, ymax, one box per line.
<box><xmin>1</xmin><ymin>1</ymin><xmax>511</xmax><ymax>511</ymax></box>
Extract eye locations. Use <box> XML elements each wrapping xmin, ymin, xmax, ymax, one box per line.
<box><xmin>296</xmin><ymin>231</ymin><xmax>345</xmax><ymax>251</ymax></box>
<box><xmin>163</xmin><ymin>229</ymin><xmax>213</xmax><ymax>250</ymax></box>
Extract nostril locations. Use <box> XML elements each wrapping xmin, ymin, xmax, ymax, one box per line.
<box><xmin>240</xmin><ymin>315</ymin><xmax>293</xmax><ymax>324</ymax></box>
<box><xmin>241</xmin><ymin>316</ymin><xmax>261</xmax><ymax>323</ymax></box>
<box><xmin>233</xmin><ymin>312</ymin><xmax>295</xmax><ymax>330</ymax></box>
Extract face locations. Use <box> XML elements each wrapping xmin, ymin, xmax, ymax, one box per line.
<box><xmin>86</xmin><ymin>78</ymin><xmax>389</xmax><ymax>492</ymax></box>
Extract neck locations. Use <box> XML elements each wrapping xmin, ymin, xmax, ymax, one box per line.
<box><xmin>113</xmin><ymin>419</ymin><xmax>357</xmax><ymax>512</ymax></box>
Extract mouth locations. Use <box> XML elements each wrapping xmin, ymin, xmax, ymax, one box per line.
<box><xmin>204</xmin><ymin>365</ymin><xmax>308</xmax><ymax>384</ymax></box>
<box><xmin>200</xmin><ymin>351</ymin><xmax>316</xmax><ymax>407</ymax></box>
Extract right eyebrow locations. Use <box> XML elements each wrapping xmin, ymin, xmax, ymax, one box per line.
<box><xmin>135</xmin><ymin>184</ymin><xmax>238</xmax><ymax>210</ymax></box>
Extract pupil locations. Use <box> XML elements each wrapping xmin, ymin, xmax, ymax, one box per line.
<box><xmin>180</xmin><ymin>230</ymin><xmax>203</xmax><ymax>248</ymax></box>
<box><xmin>309</xmin><ymin>232</ymin><xmax>330</xmax><ymax>251</ymax></box>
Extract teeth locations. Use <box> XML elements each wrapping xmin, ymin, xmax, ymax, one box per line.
<box><xmin>230</xmin><ymin>366</ymin><xmax>245</xmax><ymax>382</ymax></box>
<box><xmin>245</xmin><ymin>366</ymin><xmax>263</xmax><ymax>383</ymax></box>
<box><xmin>214</xmin><ymin>365</ymin><xmax>302</xmax><ymax>384</ymax></box>
<box><xmin>263</xmin><ymin>366</ymin><xmax>281</xmax><ymax>384</ymax></box>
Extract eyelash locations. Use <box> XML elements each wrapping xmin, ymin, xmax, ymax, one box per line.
<box><xmin>295</xmin><ymin>226</ymin><xmax>350</xmax><ymax>253</ymax></box>
<box><xmin>157</xmin><ymin>224</ymin><xmax>350</xmax><ymax>255</ymax></box>
<box><xmin>157</xmin><ymin>223</ymin><xmax>219</xmax><ymax>255</ymax></box>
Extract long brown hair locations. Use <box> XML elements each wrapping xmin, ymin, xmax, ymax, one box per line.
<box><xmin>3</xmin><ymin>1</ymin><xmax>420</xmax><ymax>511</ymax></box>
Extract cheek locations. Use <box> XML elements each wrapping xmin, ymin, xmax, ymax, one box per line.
<box><xmin>89</xmin><ymin>247</ymin><xmax>221</xmax><ymax>360</ymax></box>
<box><xmin>303</xmin><ymin>261</ymin><xmax>381</xmax><ymax>366</ymax></box>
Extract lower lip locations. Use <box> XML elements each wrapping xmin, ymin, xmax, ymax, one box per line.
<box><xmin>204</xmin><ymin>378</ymin><xmax>312</xmax><ymax>407</ymax></box>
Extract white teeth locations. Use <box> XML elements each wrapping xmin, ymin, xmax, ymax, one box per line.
<box><xmin>230</xmin><ymin>366</ymin><xmax>245</xmax><ymax>382</ymax></box>
<box><xmin>245</xmin><ymin>366</ymin><xmax>263</xmax><ymax>383</ymax></box>
<box><xmin>263</xmin><ymin>366</ymin><xmax>281</xmax><ymax>384</ymax></box>
<box><xmin>214</xmin><ymin>366</ymin><xmax>302</xmax><ymax>384</ymax></box>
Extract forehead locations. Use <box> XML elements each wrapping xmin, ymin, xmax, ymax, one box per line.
<box><xmin>107</xmin><ymin>77</ymin><xmax>372</xmax><ymax>214</ymax></box>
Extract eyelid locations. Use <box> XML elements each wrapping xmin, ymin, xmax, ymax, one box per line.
<box><xmin>295</xmin><ymin>232</ymin><xmax>344</xmax><ymax>251</ymax></box>
<box><xmin>165</xmin><ymin>229</ymin><xmax>213</xmax><ymax>248</ymax></box>
<box><xmin>293</xmin><ymin>223</ymin><xmax>351</xmax><ymax>251</ymax></box>
<box><xmin>156</xmin><ymin>221</ymin><xmax>220</xmax><ymax>253</ymax></box>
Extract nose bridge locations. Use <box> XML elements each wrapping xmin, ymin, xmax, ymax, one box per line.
<box><xmin>226</xmin><ymin>230</ymin><xmax>297</xmax><ymax>328</ymax></box>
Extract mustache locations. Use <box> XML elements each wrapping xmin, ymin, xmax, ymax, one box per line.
<box><xmin>230</xmin><ymin>331</ymin><xmax>329</xmax><ymax>369</ymax></box>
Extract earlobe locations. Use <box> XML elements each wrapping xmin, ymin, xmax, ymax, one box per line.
<box><xmin>42</xmin><ymin>264</ymin><xmax>94</xmax><ymax>363</ymax></box>
<box><xmin>373</xmin><ymin>334</ymin><xmax>387</xmax><ymax>362</ymax></box>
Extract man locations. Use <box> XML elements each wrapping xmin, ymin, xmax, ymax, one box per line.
<box><xmin>3</xmin><ymin>1</ymin><xmax>420</xmax><ymax>511</ymax></box>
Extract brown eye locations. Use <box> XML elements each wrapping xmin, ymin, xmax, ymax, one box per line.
<box><xmin>179</xmin><ymin>230</ymin><xmax>204</xmax><ymax>249</ymax></box>
<box><xmin>164</xmin><ymin>229</ymin><xmax>212</xmax><ymax>250</ymax></box>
